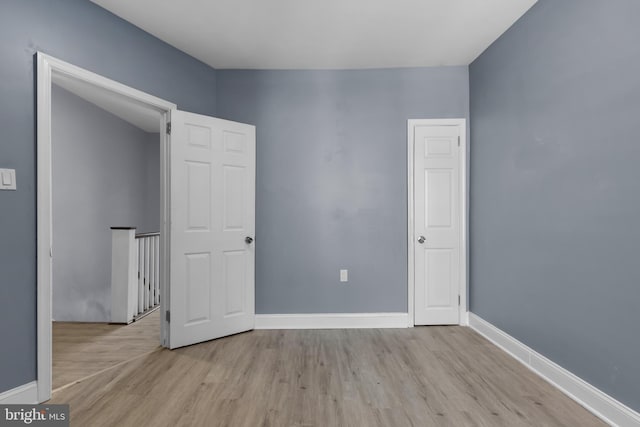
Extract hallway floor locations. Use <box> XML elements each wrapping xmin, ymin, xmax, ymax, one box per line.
<box><xmin>52</xmin><ymin>309</ymin><xmax>160</xmax><ymax>390</ymax></box>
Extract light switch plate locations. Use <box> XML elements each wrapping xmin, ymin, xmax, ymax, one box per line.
<box><xmin>0</xmin><ymin>168</ymin><xmax>16</xmax><ymax>190</ymax></box>
<box><xmin>340</xmin><ymin>269</ymin><xmax>348</xmax><ymax>282</ymax></box>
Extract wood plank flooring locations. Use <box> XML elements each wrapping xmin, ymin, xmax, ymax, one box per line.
<box><xmin>49</xmin><ymin>325</ymin><xmax>605</xmax><ymax>427</ymax></box>
<box><xmin>52</xmin><ymin>309</ymin><xmax>160</xmax><ymax>390</ymax></box>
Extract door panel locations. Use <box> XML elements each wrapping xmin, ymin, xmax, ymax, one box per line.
<box><xmin>414</xmin><ymin>124</ymin><xmax>460</xmax><ymax>325</ymax></box>
<box><xmin>169</xmin><ymin>110</ymin><xmax>255</xmax><ymax>349</ymax></box>
<box><xmin>223</xmin><ymin>165</ymin><xmax>246</xmax><ymax>230</ymax></box>
<box><xmin>186</xmin><ymin>161</ymin><xmax>211</xmax><ymax>230</ymax></box>
<box><xmin>185</xmin><ymin>253</ymin><xmax>211</xmax><ymax>324</ymax></box>
<box><xmin>224</xmin><ymin>250</ymin><xmax>246</xmax><ymax>316</ymax></box>
<box><xmin>425</xmin><ymin>249</ymin><xmax>452</xmax><ymax>307</ymax></box>
<box><xmin>425</xmin><ymin>169</ymin><xmax>452</xmax><ymax>228</ymax></box>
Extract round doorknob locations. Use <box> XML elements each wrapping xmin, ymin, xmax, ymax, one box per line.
<box><xmin>417</xmin><ymin>236</ymin><xmax>426</xmax><ymax>244</ymax></box>
<box><xmin>245</xmin><ymin>236</ymin><xmax>254</xmax><ymax>244</ymax></box>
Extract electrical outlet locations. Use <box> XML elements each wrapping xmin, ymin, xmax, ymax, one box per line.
<box><xmin>340</xmin><ymin>269</ymin><xmax>348</xmax><ymax>282</ymax></box>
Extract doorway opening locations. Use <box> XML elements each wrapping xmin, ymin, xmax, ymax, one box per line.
<box><xmin>50</xmin><ymin>80</ymin><xmax>163</xmax><ymax>391</ymax></box>
<box><xmin>37</xmin><ymin>53</ymin><xmax>175</xmax><ymax>402</ymax></box>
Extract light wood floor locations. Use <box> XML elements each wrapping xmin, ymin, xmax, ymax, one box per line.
<box><xmin>49</xmin><ymin>326</ymin><xmax>605</xmax><ymax>427</ymax></box>
<box><xmin>52</xmin><ymin>309</ymin><xmax>160</xmax><ymax>390</ymax></box>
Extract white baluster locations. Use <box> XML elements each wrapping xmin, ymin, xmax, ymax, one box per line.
<box><xmin>144</xmin><ymin>237</ymin><xmax>150</xmax><ymax>310</ymax></box>
<box><xmin>155</xmin><ymin>235</ymin><xmax>160</xmax><ymax>306</ymax></box>
<box><xmin>138</xmin><ymin>238</ymin><xmax>144</xmax><ymax>315</ymax></box>
<box><xmin>149</xmin><ymin>237</ymin><xmax>155</xmax><ymax>310</ymax></box>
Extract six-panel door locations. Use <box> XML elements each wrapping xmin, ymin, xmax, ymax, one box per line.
<box><xmin>414</xmin><ymin>125</ymin><xmax>461</xmax><ymax>325</ymax></box>
<box><xmin>169</xmin><ymin>110</ymin><xmax>255</xmax><ymax>349</ymax></box>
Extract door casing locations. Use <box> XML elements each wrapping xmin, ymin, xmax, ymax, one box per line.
<box><xmin>407</xmin><ymin>119</ymin><xmax>468</xmax><ymax>327</ymax></box>
<box><xmin>36</xmin><ymin>52</ymin><xmax>176</xmax><ymax>402</ymax></box>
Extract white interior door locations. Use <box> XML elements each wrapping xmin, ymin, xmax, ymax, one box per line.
<box><xmin>414</xmin><ymin>124</ymin><xmax>461</xmax><ymax>325</ymax></box>
<box><xmin>169</xmin><ymin>110</ymin><xmax>255</xmax><ymax>349</ymax></box>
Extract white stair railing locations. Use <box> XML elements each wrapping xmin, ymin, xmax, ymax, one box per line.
<box><xmin>110</xmin><ymin>228</ymin><xmax>160</xmax><ymax>324</ymax></box>
<box><xmin>136</xmin><ymin>232</ymin><xmax>160</xmax><ymax>319</ymax></box>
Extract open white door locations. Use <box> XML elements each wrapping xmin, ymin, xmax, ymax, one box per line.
<box><xmin>168</xmin><ymin>110</ymin><xmax>255</xmax><ymax>349</ymax></box>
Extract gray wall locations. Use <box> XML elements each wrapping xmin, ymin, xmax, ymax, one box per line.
<box><xmin>0</xmin><ymin>0</ymin><xmax>216</xmax><ymax>393</ymax></box>
<box><xmin>52</xmin><ymin>86</ymin><xmax>159</xmax><ymax>322</ymax></box>
<box><xmin>469</xmin><ymin>0</ymin><xmax>640</xmax><ymax>411</ymax></box>
<box><xmin>217</xmin><ymin>68</ymin><xmax>469</xmax><ymax>314</ymax></box>
<box><xmin>146</xmin><ymin>133</ymin><xmax>161</xmax><ymax>232</ymax></box>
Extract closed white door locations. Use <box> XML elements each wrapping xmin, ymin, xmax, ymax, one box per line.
<box><xmin>169</xmin><ymin>110</ymin><xmax>255</xmax><ymax>349</ymax></box>
<box><xmin>414</xmin><ymin>124</ymin><xmax>461</xmax><ymax>325</ymax></box>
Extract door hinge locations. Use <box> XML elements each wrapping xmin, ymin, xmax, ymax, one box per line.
<box><xmin>458</xmin><ymin>295</ymin><xmax>461</xmax><ymax>306</ymax></box>
<box><xmin>166</xmin><ymin>122</ymin><xmax>171</xmax><ymax>135</ymax></box>
<box><xmin>458</xmin><ymin>136</ymin><xmax>460</xmax><ymax>147</ymax></box>
<box><xmin>165</xmin><ymin>310</ymin><xmax>170</xmax><ymax>322</ymax></box>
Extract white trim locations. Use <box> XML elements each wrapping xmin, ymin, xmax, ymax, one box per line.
<box><xmin>469</xmin><ymin>313</ymin><xmax>640</xmax><ymax>427</ymax></box>
<box><xmin>460</xmin><ymin>311</ymin><xmax>469</xmax><ymax>326</ymax></box>
<box><xmin>407</xmin><ymin>118</ymin><xmax>468</xmax><ymax>327</ymax></box>
<box><xmin>160</xmin><ymin>111</ymin><xmax>171</xmax><ymax>348</ymax></box>
<box><xmin>36</xmin><ymin>52</ymin><xmax>53</xmax><ymax>404</ymax></box>
<box><xmin>36</xmin><ymin>52</ymin><xmax>176</xmax><ymax>402</ymax></box>
<box><xmin>407</xmin><ymin>121</ymin><xmax>415</xmax><ymax>327</ymax></box>
<box><xmin>39</xmin><ymin>54</ymin><xmax>176</xmax><ymax>112</ymax></box>
<box><xmin>0</xmin><ymin>382</ymin><xmax>38</xmax><ymax>404</ymax></box>
<box><xmin>255</xmin><ymin>313</ymin><xmax>409</xmax><ymax>330</ymax></box>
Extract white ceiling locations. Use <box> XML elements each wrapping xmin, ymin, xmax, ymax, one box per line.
<box><xmin>91</xmin><ymin>0</ymin><xmax>537</xmax><ymax>70</ymax></box>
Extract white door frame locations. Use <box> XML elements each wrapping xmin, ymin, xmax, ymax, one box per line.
<box><xmin>36</xmin><ymin>52</ymin><xmax>176</xmax><ymax>402</ymax></box>
<box><xmin>407</xmin><ymin>118</ymin><xmax>468</xmax><ymax>327</ymax></box>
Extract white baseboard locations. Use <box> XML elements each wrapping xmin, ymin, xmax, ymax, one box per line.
<box><xmin>0</xmin><ymin>381</ymin><xmax>39</xmax><ymax>404</ymax></box>
<box><xmin>255</xmin><ymin>313</ymin><xmax>409</xmax><ymax>330</ymax></box>
<box><xmin>469</xmin><ymin>313</ymin><xmax>640</xmax><ymax>427</ymax></box>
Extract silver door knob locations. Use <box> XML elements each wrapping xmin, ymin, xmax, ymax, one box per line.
<box><xmin>245</xmin><ymin>236</ymin><xmax>254</xmax><ymax>244</ymax></box>
<box><xmin>417</xmin><ymin>236</ymin><xmax>426</xmax><ymax>244</ymax></box>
